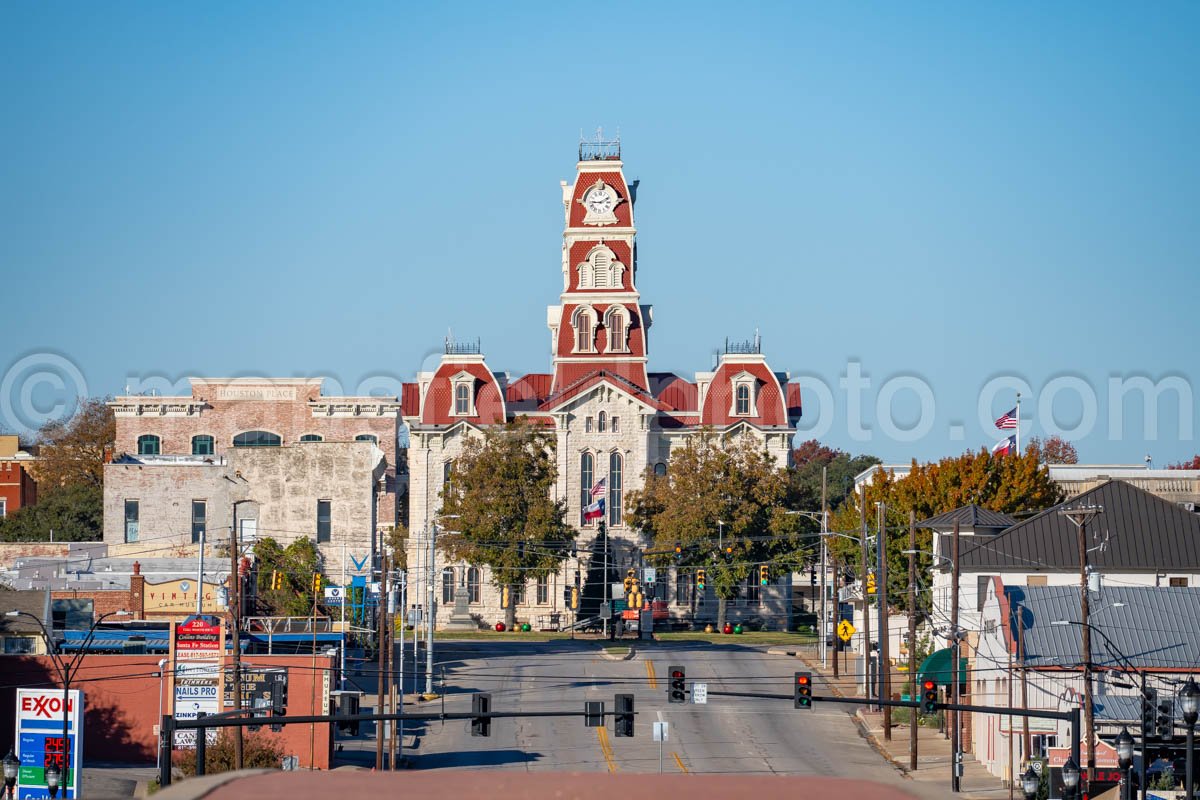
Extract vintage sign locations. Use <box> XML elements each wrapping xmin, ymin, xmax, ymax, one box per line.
<box><xmin>15</xmin><ymin>688</ymin><xmax>83</xmax><ymax>800</ymax></box>
<box><xmin>144</xmin><ymin>578</ymin><xmax>227</xmax><ymax>615</ymax></box>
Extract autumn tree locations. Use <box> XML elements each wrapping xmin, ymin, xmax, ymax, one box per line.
<box><xmin>828</xmin><ymin>447</ymin><xmax>1062</xmax><ymax>607</ymax></box>
<box><xmin>31</xmin><ymin>397</ymin><xmax>115</xmax><ymax>491</ymax></box>
<box><xmin>437</xmin><ymin>419</ymin><xmax>573</xmax><ymax>629</ymax></box>
<box><xmin>1027</xmin><ymin>435</ymin><xmax>1079</xmax><ymax>464</ymax></box>
<box><xmin>787</xmin><ymin>439</ymin><xmax>880</xmax><ymax>530</ymax></box>
<box><xmin>253</xmin><ymin>537</ymin><xmax>326</xmax><ymax>617</ymax></box>
<box><xmin>1169</xmin><ymin>456</ymin><xmax>1200</xmax><ymax>470</ymax></box>
<box><xmin>627</xmin><ymin>430</ymin><xmax>803</xmax><ymax>630</ymax></box>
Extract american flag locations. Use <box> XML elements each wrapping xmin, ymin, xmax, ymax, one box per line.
<box><xmin>590</xmin><ymin>477</ymin><xmax>607</xmax><ymax>499</ymax></box>
<box><xmin>583</xmin><ymin>478</ymin><xmax>607</xmax><ymax>522</ymax></box>
<box><xmin>992</xmin><ymin>435</ymin><xmax>1016</xmax><ymax>456</ymax></box>
<box><xmin>995</xmin><ymin>407</ymin><xmax>1018</xmax><ymax>430</ymax></box>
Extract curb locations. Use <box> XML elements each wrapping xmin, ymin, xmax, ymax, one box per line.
<box><xmin>152</xmin><ymin>769</ymin><xmax>275</xmax><ymax>800</ymax></box>
<box><xmin>600</xmin><ymin>646</ymin><xmax>636</xmax><ymax>661</ymax></box>
<box><xmin>851</xmin><ymin>710</ymin><xmax>914</xmax><ymax>779</ymax></box>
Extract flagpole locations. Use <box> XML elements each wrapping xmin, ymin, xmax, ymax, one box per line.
<box><xmin>1016</xmin><ymin>392</ymin><xmax>1021</xmax><ymax>454</ymax></box>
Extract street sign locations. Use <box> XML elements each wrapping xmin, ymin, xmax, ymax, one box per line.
<box><xmin>644</xmin><ymin>567</ymin><xmax>657</xmax><ymax>584</ymax></box>
<box><xmin>837</xmin><ymin>620</ymin><xmax>856</xmax><ymax>642</ymax></box>
<box><xmin>16</xmin><ymin>688</ymin><xmax>83</xmax><ymax>800</ymax></box>
<box><xmin>599</xmin><ymin>602</ymin><xmax>612</xmax><ymax>620</ymax></box>
<box><xmin>692</xmin><ymin>682</ymin><xmax>708</xmax><ymax>704</ymax></box>
<box><xmin>652</xmin><ymin>721</ymin><xmax>669</xmax><ymax>742</ymax></box>
<box><xmin>1031</xmin><ymin>760</ymin><xmax>1044</xmax><ymax>774</ymax></box>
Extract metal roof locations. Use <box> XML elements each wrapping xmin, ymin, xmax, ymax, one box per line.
<box><xmin>946</xmin><ymin>480</ymin><xmax>1200</xmax><ymax>571</ymax></box>
<box><xmin>918</xmin><ymin>505</ymin><xmax>1017</xmax><ymax>531</ymax></box>
<box><xmin>1005</xmin><ymin>584</ymin><xmax>1200</xmax><ymax>671</ymax></box>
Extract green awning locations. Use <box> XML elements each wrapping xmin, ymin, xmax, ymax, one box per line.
<box><xmin>918</xmin><ymin>647</ymin><xmax>968</xmax><ymax>687</ymax></box>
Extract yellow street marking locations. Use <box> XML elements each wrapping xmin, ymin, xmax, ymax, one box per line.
<box><xmin>671</xmin><ymin>751</ymin><xmax>689</xmax><ymax>773</ymax></box>
<box><xmin>597</xmin><ymin>725</ymin><xmax>618</xmax><ymax>773</ymax></box>
<box><xmin>645</xmin><ymin>660</ymin><xmax>657</xmax><ymax>689</ymax></box>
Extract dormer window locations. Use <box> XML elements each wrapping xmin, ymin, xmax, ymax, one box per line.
<box><xmin>572</xmin><ymin>306</ymin><xmax>597</xmax><ymax>353</ymax></box>
<box><xmin>576</xmin><ymin>245</ymin><xmax>625</xmax><ymax>290</ymax></box>
<box><xmin>450</xmin><ymin>372</ymin><xmax>476</xmax><ymax>416</ymax></box>
<box><xmin>729</xmin><ymin>371</ymin><xmax>759</xmax><ymax>417</ymax></box>
<box><xmin>604</xmin><ymin>306</ymin><xmax>629</xmax><ymax>353</ymax></box>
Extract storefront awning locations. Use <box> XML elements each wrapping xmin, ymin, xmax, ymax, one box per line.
<box><xmin>918</xmin><ymin>647</ymin><xmax>967</xmax><ymax>686</ymax></box>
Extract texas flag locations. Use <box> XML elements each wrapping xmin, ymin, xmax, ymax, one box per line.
<box><xmin>992</xmin><ymin>435</ymin><xmax>1017</xmax><ymax>456</ymax></box>
<box><xmin>583</xmin><ymin>477</ymin><xmax>607</xmax><ymax>522</ymax></box>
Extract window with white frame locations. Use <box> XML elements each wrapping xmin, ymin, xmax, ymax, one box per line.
<box><xmin>442</xmin><ymin>568</ymin><xmax>455</xmax><ymax>604</ymax></box>
<box><xmin>610</xmin><ymin>416</ymin><xmax>619</xmax><ymax>433</ymax></box>
<box><xmin>573</xmin><ymin>307</ymin><xmax>596</xmax><ymax>352</ymax></box>
<box><xmin>577</xmin><ymin>244</ymin><xmax>625</xmax><ymax>289</ymax></box>
<box><xmin>0</xmin><ymin>498</ymin><xmax>6</xmax><ymax>518</ymax></box>
<box><xmin>597</xmin><ymin>411</ymin><xmax>607</xmax><ymax>433</ymax></box>
<box><xmin>736</xmin><ymin>384</ymin><xmax>751</xmax><ymax>415</ymax></box>
<box><xmin>604</xmin><ymin>306</ymin><xmax>629</xmax><ymax>353</ymax></box>
<box><xmin>585</xmin><ymin>416</ymin><xmax>594</xmax><ymax>433</ymax></box>
<box><xmin>451</xmin><ymin>375</ymin><xmax>475</xmax><ymax>416</ymax></box>
<box><xmin>467</xmin><ymin>567</ymin><xmax>481</xmax><ymax>603</ymax></box>
<box><xmin>729</xmin><ymin>373</ymin><xmax>758</xmax><ymax>417</ymax></box>
<box><xmin>536</xmin><ymin>574</ymin><xmax>549</xmax><ymax>605</ymax></box>
<box><xmin>608</xmin><ymin>451</ymin><xmax>623</xmax><ymax>526</ymax></box>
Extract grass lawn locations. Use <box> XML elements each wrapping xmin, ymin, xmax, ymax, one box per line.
<box><xmin>423</xmin><ymin>630</ymin><xmax>576</xmax><ymax>641</ymax></box>
<box><xmin>603</xmin><ymin>645</ymin><xmax>631</xmax><ymax>655</ymax></box>
<box><xmin>652</xmin><ymin>630</ymin><xmax>819</xmax><ymax>646</ymax></box>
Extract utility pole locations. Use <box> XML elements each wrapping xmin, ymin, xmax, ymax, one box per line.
<box><xmin>860</xmin><ymin>494</ymin><xmax>871</xmax><ymax>701</ymax></box>
<box><xmin>832</xmin><ymin>554</ymin><xmax>840</xmax><ymax>679</ymax></box>
<box><xmin>425</xmin><ymin>522</ymin><xmax>436</xmax><ymax>695</ymax></box>
<box><xmin>908</xmin><ymin>510</ymin><xmax>918</xmax><ymax>771</ymax></box>
<box><xmin>1061</xmin><ymin>505</ymin><xmax>1103</xmax><ymax>789</ymax></box>
<box><xmin>951</xmin><ymin>520</ymin><xmax>961</xmax><ymax>793</ymax></box>
<box><xmin>601</xmin><ymin>519</ymin><xmax>609</xmax><ymax>639</ymax></box>
<box><xmin>1018</xmin><ymin>601</ymin><xmax>1030</xmax><ymax>767</ymax></box>
<box><xmin>375</xmin><ymin>552</ymin><xmax>388</xmax><ymax>770</ymax></box>
<box><xmin>878</xmin><ymin>501</ymin><xmax>891</xmax><ymax>739</ymax></box>
<box><xmin>820</xmin><ymin>466</ymin><xmax>828</xmax><ymax>669</ymax></box>
<box><xmin>196</xmin><ymin>524</ymin><xmax>206</xmax><ymax>614</ymax></box>
<box><xmin>229</xmin><ymin>518</ymin><xmax>244</xmax><ymax>770</ymax></box>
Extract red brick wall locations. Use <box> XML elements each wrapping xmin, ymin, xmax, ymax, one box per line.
<box><xmin>51</xmin><ymin>589</ymin><xmax>141</xmax><ymax>620</ymax></box>
<box><xmin>0</xmin><ymin>461</ymin><xmax>37</xmax><ymax>514</ymax></box>
<box><xmin>0</xmin><ymin>655</ymin><xmax>334</xmax><ymax>768</ymax></box>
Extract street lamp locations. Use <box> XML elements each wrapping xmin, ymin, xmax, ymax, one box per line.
<box><xmin>1180</xmin><ymin>677</ymin><xmax>1199</xmax><ymax>800</ymax></box>
<box><xmin>1116</xmin><ymin>727</ymin><xmax>1134</xmax><ymax>800</ymax></box>
<box><xmin>44</xmin><ymin>762</ymin><xmax>60</xmax><ymax>799</ymax></box>
<box><xmin>1021</xmin><ymin>765</ymin><xmax>1040</xmax><ymax>800</ymax></box>
<box><xmin>3</xmin><ymin>749</ymin><xmax>18</xmax><ymax>800</ymax></box>
<box><xmin>1062</xmin><ymin>756</ymin><xmax>1081</xmax><ymax>800</ymax></box>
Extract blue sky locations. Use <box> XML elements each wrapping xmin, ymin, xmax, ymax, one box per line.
<box><xmin>2</xmin><ymin>2</ymin><xmax>1197</xmax><ymax>464</ymax></box>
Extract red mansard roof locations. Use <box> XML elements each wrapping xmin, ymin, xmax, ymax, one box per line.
<box><xmin>506</xmin><ymin>374</ymin><xmax>553</xmax><ymax>409</ymax></box>
<box><xmin>540</xmin><ymin>369</ymin><xmax>661</xmax><ymax>413</ymax></box>
<box><xmin>552</xmin><ymin>361</ymin><xmax>649</xmax><ymax>397</ymax></box>
<box><xmin>401</xmin><ymin>383</ymin><xmax>420</xmax><ymax>417</ymax></box>
<box><xmin>650</xmin><ymin>373</ymin><xmax>698</xmax><ymax>412</ymax></box>
<box><xmin>555</xmin><ymin>303</ymin><xmax>645</xmax><ymax>361</ymax></box>
<box><xmin>420</xmin><ymin>361</ymin><xmax>506</xmax><ymax>426</ymax></box>
<box><xmin>567</xmin><ymin>171</ymin><xmax>633</xmax><ymax>228</ymax></box>
<box><xmin>566</xmin><ymin>240</ymin><xmax>634</xmax><ymax>293</ymax></box>
<box><xmin>786</xmin><ymin>382</ymin><xmax>803</xmax><ymax>421</ymax></box>
<box><xmin>701</xmin><ymin>361</ymin><xmax>789</xmax><ymax>427</ymax></box>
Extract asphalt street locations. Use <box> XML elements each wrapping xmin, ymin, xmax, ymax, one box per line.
<box><xmin>391</xmin><ymin>639</ymin><xmax>953</xmax><ymax>797</ymax></box>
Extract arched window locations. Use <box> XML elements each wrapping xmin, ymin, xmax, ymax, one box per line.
<box><xmin>455</xmin><ymin>383</ymin><xmax>470</xmax><ymax>415</ymax></box>
<box><xmin>442</xmin><ymin>568</ymin><xmax>455</xmax><ymax>604</ymax></box>
<box><xmin>191</xmin><ymin>435</ymin><xmax>214</xmax><ymax>456</ymax></box>
<box><xmin>608</xmin><ymin>452</ymin><xmax>623</xmax><ymax>526</ymax></box>
<box><xmin>299</xmin><ymin>434</ymin><xmax>323</xmax><ymax>443</ymax></box>
<box><xmin>467</xmin><ymin>567</ymin><xmax>481</xmax><ymax>603</ymax></box>
<box><xmin>604</xmin><ymin>307</ymin><xmax>629</xmax><ymax>353</ymax></box>
<box><xmin>233</xmin><ymin>431</ymin><xmax>281</xmax><ymax>448</ymax></box>
<box><xmin>736</xmin><ymin>384</ymin><xmax>751</xmax><ymax>416</ymax></box>
<box><xmin>580</xmin><ymin>452</ymin><xmax>594</xmax><ymax>525</ymax></box>
<box><xmin>597</xmin><ymin>411</ymin><xmax>607</xmax><ymax>433</ymax></box>
<box><xmin>443</xmin><ymin>460</ymin><xmax>454</xmax><ymax>500</ymax></box>
<box><xmin>355</xmin><ymin>434</ymin><xmax>378</xmax><ymax>444</ymax></box>
<box><xmin>137</xmin><ymin>435</ymin><xmax>161</xmax><ymax>456</ymax></box>
<box><xmin>576</xmin><ymin>315</ymin><xmax>593</xmax><ymax>352</ymax></box>
<box><xmin>654</xmin><ymin>462</ymin><xmax>667</xmax><ymax>476</ymax></box>
<box><xmin>592</xmin><ymin>249</ymin><xmax>611</xmax><ymax>288</ymax></box>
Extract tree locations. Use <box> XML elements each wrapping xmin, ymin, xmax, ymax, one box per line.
<box><xmin>1027</xmin><ymin>435</ymin><xmax>1079</xmax><ymax>464</ymax></box>
<box><xmin>383</xmin><ymin>523</ymin><xmax>409</xmax><ymax>569</ymax></box>
<box><xmin>829</xmin><ymin>447</ymin><xmax>1062</xmax><ymax>607</ymax></box>
<box><xmin>787</xmin><ymin>440</ymin><xmax>880</xmax><ymax>529</ymax></box>
<box><xmin>437</xmin><ymin>419</ymin><xmax>573</xmax><ymax>629</ymax></box>
<box><xmin>0</xmin><ymin>483</ymin><xmax>102</xmax><ymax>542</ymax></box>
<box><xmin>1169</xmin><ymin>456</ymin><xmax>1200</xmax><ymax>470</ymax></box>
<box><xmin>31</xmin><ymin>397</ymin><xmax>114</xmax><ymax>491</ymax></box>
<box><xmin>627</xmin><ymin>429</ymin><xmax>803</xmax><ymax>630</ymax></box>
<box><xmin>253</xmin><ymin>537</ymin><xmax>326</xmax><ymax>617</ymax></box>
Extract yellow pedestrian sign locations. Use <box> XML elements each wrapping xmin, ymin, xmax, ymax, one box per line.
<box><xmin>837</xmin><ymin>620</ymin><xmax>856</xmax><ymax>642</ymax></box>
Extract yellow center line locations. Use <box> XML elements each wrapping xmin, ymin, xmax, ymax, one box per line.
<box><xmin>671</xmin><ymin>751</ymin><xmax>689</xmax><ymax>773</ymax></box>
<box><xmin>645</xmin><ymin>660</ymin><xmax>657</xmax><ymax>689</ymax></box>
<box><xmin>597</xmin><ymin>725</ymin><xmax>618</xmax><ymax>773</ymax></box>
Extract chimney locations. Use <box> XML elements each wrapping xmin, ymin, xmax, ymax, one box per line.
<box><xmin>130</xmin><ymin>560</ymin><xmax>145</xmax><ymax>620</ymax></box>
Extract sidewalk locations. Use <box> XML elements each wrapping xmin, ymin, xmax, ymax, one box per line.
<box><xmin>772</xmin><ymin>645</ymin><xmax>1012</xmax><ymax>800</ymax></box>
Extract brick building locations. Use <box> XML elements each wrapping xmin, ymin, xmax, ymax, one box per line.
<box><xmin>105</xmin><ymin>379</ymin><xmax>401</xmax><ymax>577</ymax></box>
<box><xmin>404</xmin><ymin>139</ymin><xmax>802</xmax><ymax>628</ymax></box>
<box><xmin>0</xmin><ymin>435</ymin><xmax>37</xmax><ymax>518</ymax></box>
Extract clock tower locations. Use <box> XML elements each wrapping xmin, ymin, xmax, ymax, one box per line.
<box><xmin>547</xmin><ymin>134</ymin><xmax>651</xmax><ymax>395</ymax></box>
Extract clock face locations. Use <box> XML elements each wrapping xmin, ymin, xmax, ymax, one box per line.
<box><xmin>587</xmin><ymin>188</ymin><xmax>614</xmax><ymax>215</ymax></box>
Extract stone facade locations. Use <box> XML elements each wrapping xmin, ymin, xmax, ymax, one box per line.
<box><xmin>103</xmin><ymin>442</ymin><xmax>385</xmax><ymax>579</ymax></box>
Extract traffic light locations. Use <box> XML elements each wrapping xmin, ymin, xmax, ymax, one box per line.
<box><xmin>794</xmin><ymin>672</ymin><xmax>813</xmax><ymax>709</ymax></box>
<box><xmin>921</xmin><ymin>679</ymin><xmax>938</xmax><ymax>714</ymax></box>
<box><xmin>584</xmin><ymin>700</ymin><xmax>604</xmax><ymax>728</ymax></box>
<box><xmin>623</xmin><ymin>569</ymin><xmax>636</xmax><ymax>594</ymax></box>
<box><xmin>1157</xmin><ymin>698</ymin><xmax>1174</xmax><ymax>737</ymax></box>
<box><xmin>673</xmin><ymin>543</ymin><xmax>683</xmax><ymax>562</ymax></box>
<box><xmin>724</xmin><ymin>544</ymin><xmax>734</xmax><ymax>562</ymax></box>
<box><xmin>668</xmin><ymin>665</ymin><xmax>686</xmax><ymax>704</ymax></box>
<box><xmin>271</xmin><ymin>570</ymin><xmax>283</xmax><ymax>590</ymax></box>
<box><xmin>1141</xmin><ymin>687</ymin><xmax>1158</xmax><ymax>739</ymax></box>
<box><xmin>759</xmin><ymin>565</ymin><xmax>770</xmax><ymax>587</ymax></box>
<box><xmin>614</xmin><ymin>693</ymin><xmax>634</xmax><ymax>737</ymax></box>
<box><xmin>471</xmin><ymin>692</ymin><xmax>492</xmax><ymax>737</ymax></box>
<box><xmin>866</xmin><ymin>571</ymin><xmax>877</xmax><ymax>595</ymax></box>
<box><xmin>312</xmin><ymin>573</ymin><xmax>322</xmax><ymax>593</ymax></box>
<box><xmin>696</xmin><ymin>568</ymin><xmax>706</xmax><ymax>591</ymax></box>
